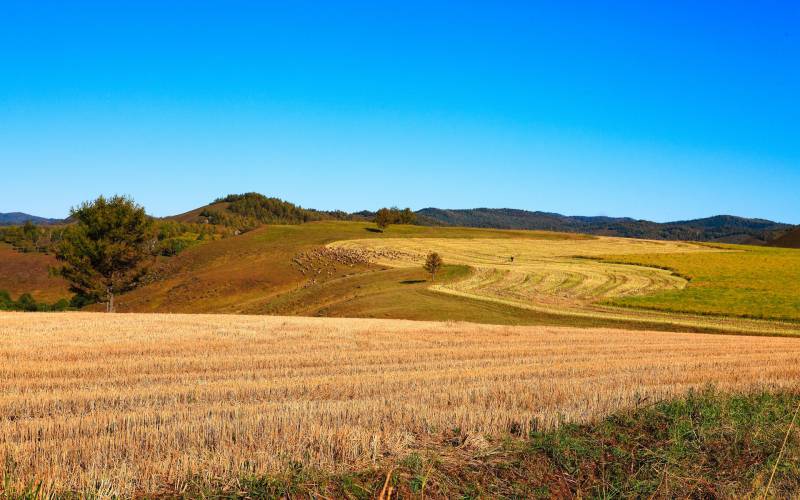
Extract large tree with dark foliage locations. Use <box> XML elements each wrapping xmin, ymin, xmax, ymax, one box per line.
<box><xmin>375</xmin><ymin>208</ymin><xmax>393</xmax><ymax>231</ymax></box>
<box><xmin>374</xmin><ymin>206</ymin><xmax>416</xmax><ymax>231</ymax></box>
<box><xmin>55</xmin><ymin>196</ymin><xmax>154</xmax><ymax>312</ymax></box>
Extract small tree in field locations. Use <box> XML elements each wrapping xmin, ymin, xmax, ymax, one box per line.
<box><xmin>55</xmin><ymin>195</ymin><xmax>154</xmax><ymax>312</ymax></box>
<box><xmin>424</xmin><ymin>252</ymin><xmax>443</xmax><ymax>281</ymax></box>
<box><xmin>375</xmin><ymin>208</ymin><xmax>392</xmax><ymax>231</ymax></box>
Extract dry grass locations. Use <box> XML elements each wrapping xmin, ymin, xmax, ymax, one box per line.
<box><xmin>0</xmin><ymin>244</ymin><xmax>70</xmax><ymax>303</ymax></box>
<box><xmin>2</xmin><ymin>312</ymin><xmax>800</xmax><ymax>496</ymax></box>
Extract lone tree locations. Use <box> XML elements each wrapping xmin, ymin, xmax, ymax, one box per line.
<box><xmin>55</xmin><ymin>195</ymin><xmax>154</xmax><ymax>312</ymax></box>
<box><xmin>375</xmin><ymin>208</ymin><xmax>392</xmax><ymax>231</ymax></box>
<box><xmin>423</xmin><ymin>252</ymin><xmax>443</xmax><ymax>281</ymax></box>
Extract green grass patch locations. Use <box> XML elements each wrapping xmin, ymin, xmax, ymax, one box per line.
<box><xmin>602</xmin><ymin>245</ymin><xmax>800</xmax><ymax>321</ymax></box>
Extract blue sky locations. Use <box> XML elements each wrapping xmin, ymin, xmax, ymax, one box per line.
<box><xmin>1</xmin><ymin>1</ymin><xmax>798</xmax><ymax>222</ymax></box>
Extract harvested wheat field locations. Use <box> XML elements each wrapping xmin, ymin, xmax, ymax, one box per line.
<box><xmin>2</xmin><ymin>312</ymin><xmax>800</xmax><ymax>496</ymax></box>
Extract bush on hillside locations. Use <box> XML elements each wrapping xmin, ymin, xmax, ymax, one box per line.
<box><xmin>0</xmin><ymin>290</ymin><xmax>72</xmax><ymax>312</ymax></box>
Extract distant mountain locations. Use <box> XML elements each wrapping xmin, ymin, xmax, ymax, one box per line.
<box><xmin>0</xmin><ymin>212</ymin><xmax>63</xmax><ymax>226</ymax></box>
<box><xmin>415</xmin><ymin>208</ymin><xmax>792</xmax><ymax>244</ymax></box>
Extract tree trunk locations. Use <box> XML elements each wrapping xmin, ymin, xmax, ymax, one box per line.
<box><xmin>107</xmin><ymin>287</ymin><xmax>115</xmax><ymax>313</ymax></box>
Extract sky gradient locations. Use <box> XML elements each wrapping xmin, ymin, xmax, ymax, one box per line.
<box><xmin>1</xmin><ymin>1</ymin><xmax>798</xmax><ymax>222</ymax></box>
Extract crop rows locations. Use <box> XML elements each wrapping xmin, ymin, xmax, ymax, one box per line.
<box><xmin>2</xmin><ymin>313</ymin><xmax>800</xmax><ymax>495</ymax></box>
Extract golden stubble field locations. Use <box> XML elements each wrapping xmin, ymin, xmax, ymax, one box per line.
<box><xmin>2</xmin><ymin>313</ymin><xmax>800</xmax><ymax>495</ymax></box>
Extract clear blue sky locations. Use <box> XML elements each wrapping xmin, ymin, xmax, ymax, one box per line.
<box><xmin>1</xmin><ymin>1</ymin><xmax>798</xmax><ymax>223</ymax></box>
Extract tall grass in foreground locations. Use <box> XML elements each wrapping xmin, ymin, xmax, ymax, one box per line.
<box><xmin>2</xmin><ymin>313</ymin><xmax>800</xmax><ymax>496</ymax></box>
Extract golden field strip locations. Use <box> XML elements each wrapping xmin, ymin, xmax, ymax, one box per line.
<box><xmin>330</xmin><ymin>237</ymin><xmax>800</xmax><ymax>335</ymax></box>
<box><xmin>2</xmin><ymin>313</ymin><xmax>800</xmax><ymax>496</ymax></box>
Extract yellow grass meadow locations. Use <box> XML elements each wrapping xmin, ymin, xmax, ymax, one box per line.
<box><xmin>2</xmin><ymin>312</ymin><xmax>800</xmax><ymax>496</ymax></box>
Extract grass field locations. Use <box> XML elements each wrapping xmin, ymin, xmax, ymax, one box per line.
<box><xmin>2</xmin><ymin>313</ymin><xmax>800</xmax><ymax>496</ymax></box>
<box><xmin>330</xmin><ymin>237</ymin><xmax>800</xmax><ymax>335</ymax></box>
<box><xmin>602</xmin><ymin>244</ymin><xmax>800</xmax><ymax>321</ymax></box>
<box><xmin>4</xmin><ymin>220</ymin><xmax>800</xmax><ymax>334</ymax></box>
<box><xmin>118</xmin><ymin>221</ymin><xmax>699</xmax><ymax>331</ymax></box>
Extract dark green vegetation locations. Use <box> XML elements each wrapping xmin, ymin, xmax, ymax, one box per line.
<box><xmin>375</xmin><ymin>206</ymin><xmax>416</xmax><ymax>230</ymax></box>
<box><xmin>0</xmin><ymin>290</ymin><xmax>71</xmax><ymax>311</ymax></box>
<box><xmin>55</xmin><ymin>195</ymin><xmax>155</xmax><ymax>311</ymax></box>
<box><xmin>1</xmin><ymin>219</ymin><xmax>227</xmax><ymax>257</ymax></box>
<box><xmin>604</xmin><ymin>245</ymin><xmax>800</xmax><ymax>321</ymax></box>
<box><xmin>0</xmin><ymin>222</ymin><xmax>66</xmax><ymax>253</ymax></box>
<box><xmin>417</xmin><ymin>208</ymin><xmax>792</xmax><ymax>244</ymax></box>
<box><xmin>87</xmin><ymin>389</ymin><xmax>795</xmax><ymax>499</ymax></box>
<box><xmin>180</xmin><ymin>193</ymin><xmax>363</xmax><ymax>232</ymax></box>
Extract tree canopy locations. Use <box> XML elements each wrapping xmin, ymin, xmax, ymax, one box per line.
<box><xmin>55</xmin><ymin>195</ymin><xmax>155</xmax><ymax>312</ymax></box>
<box><xmin>374</xmin><ymin>207</ymin><xmax>416</xmax><ymax>230</ymax></box>
<box><xmin>424</xmin><ymin>252</ymin><xmax>443</xmax><ymax>281</ymax></box>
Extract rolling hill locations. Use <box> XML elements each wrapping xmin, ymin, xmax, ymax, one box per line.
<box><xmin>415</xmin><ymin>208</ymin><xmax>791</xmax><ymax>243</ymax></box>
<box><xmin>0</xmin><ymin>243</ymin><xmax>71</xmax><ymax>301</ymax></box>
<box><xmin>768</xmin><ymin>227</ymin><xmax>800</xmax><ymax>248</ymax></box>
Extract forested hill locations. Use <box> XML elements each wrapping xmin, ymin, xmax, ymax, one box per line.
<box><xmin>415</xmin><ymin>208</ymin><xmax>792</xmax><ymax>244</ymax></box>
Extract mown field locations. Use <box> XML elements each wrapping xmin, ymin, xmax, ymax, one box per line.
<box><xmin>2</xmin><ymin>313</ymin><xmax>800</xmax><ymax>497</ymax></box>
<box><xmin>330</xmin><ymin>236</ymin><xmax>800</xmax><ymax>336</ymax></box>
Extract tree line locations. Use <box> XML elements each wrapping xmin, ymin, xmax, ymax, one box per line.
<box><xmin>1</xmin><ymin>216</ymin><xmax>229</xmax><ymax>257</ymax></box>
<box><xmin>375</xmin><ymin>207</ymin><xmax>416</xmax><ymax>230</ymax></box>
<box><xmin>0</xmin><ymin>222</ymin><xmax>66</xmax><ymax>254</ymax></box>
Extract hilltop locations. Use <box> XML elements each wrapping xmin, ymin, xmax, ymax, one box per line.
<box><xmin>168</xmin><ymin>192</ymin><xmax>361</xmax><ymax>230</ymax></box>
